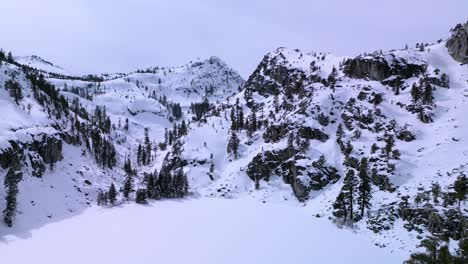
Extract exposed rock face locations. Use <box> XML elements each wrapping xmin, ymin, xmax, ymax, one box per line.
<box><xmin>345</xmin><ymin>57</ymin><xmax>391</xmax><ymax>80</ymax></box>
<box><xmin>297</xmin><ymin>127</ymin><xmax>329</xmax><ymax>142</ymax></box>
<box><xmin>0</xmin><ymin>134</ymin><xmax>63</xmax><ymax>178</ymax></box>
<box><xmin>247</xmin><ymin>148</ymin><xmax>339</xmax><ymax>201</ymax></box>
<box><xmin>344</xmin><ymin>55</ymin><xmax>426</xmax><ymax>82</ymax></box>
<box><xmin>30</xmin><ymin>136</ymin><xmax>63</xmax><ymax>165</ymax></box>
<box><xmin>446</xmin><ymin>22</ymin><xmax>468</xmax><ymax>64</ymax></box>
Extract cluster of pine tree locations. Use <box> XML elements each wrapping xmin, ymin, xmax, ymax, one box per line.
<box><xmin>405</xmin><ymin>236</ymin><xmax>467</xmax><ymax>264</ymax></box>
<box><xmin>4</xmin><ymin>78</ymin><xmax>24</xmax><ymax>105</ymax></box>
<box><xmin>409</xmin><ymin>78</ymin><xmax>435</xmax><ymax>123</ymax></box>
<box><xmin>90</xmin><ymin>130</ymin><xmax>116</xmax><ymax>169</ymax></box>
<box><xmin>190</xmin><ymin>98</ymin><xmax>211</xmax><ymax>120</ymax></box>
<box><xmin>164</xmin><ymin>121</ymin><xmax>188</xmax><ymax>147</ymax></box>
<box><xmin>137</xmin><ymin>128</ymin><xmax>153</xmax><ymax>166</ymax></box>
<box><xmin>0</xmin><ymin>49</ymin><xmax>15</xmax><ymax>64</ymax></box>
<box><xmin>97</xmin><ymin>183</ymin><xmax>117</xmax><ymax>205</ymax></box>
<box><xmin>333</xmin><ymin>157</ymin><xmax>372</xmax><ymax>222</ymax></box>
<box><xmin>227</xmin><ymin>99</ymin><xmax>265</xmax><ymax>159</ymax></box>
<box><xmin>27</xmin><ymin>72</ymin><xmax>69</xmax><ymax>119</ymax></box>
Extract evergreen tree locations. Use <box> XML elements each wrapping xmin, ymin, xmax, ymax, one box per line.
<box><xmin>411</xmin><ymin>83</ymin><xmax>421</xmax><ymax>103</ymax></box>
<box><xmin>238</xmin><ymin>107</ymin><xmax>244</xmax><ymax>130</ymax></box>
<box><xmin>146</xmin><ymin>174</ymin><xmax>155</xmax><ymax>199</ymax></box>
<box><xmin>453</xmin><ymin>174</ymin><xmax>467</xmax><ymax>206</ymax></box>
<box><xmin>208</xmin><ymin>153</ymin><xmax>215</xmax><ymax>180</ymax></box>
<box><xmin>227</xmin><ymin>131</ymin><xmax>240</xmax><ymax>159</ymax></box>
<box><xmin>108</xmin><ymin>183</ymin><xmax>117</xmax><ymax>204</ymax></box>
<box><xmin>135</xmin><ymin>189</ymin><xmax>147</xmax><ymax>204</ymax></box>
<box><xmin>124</xmin><ymin>118</ymin><xmax>129</xmax><ymax>131</ymax></box>
<box><xmin>336</xmin><ymin>123</ymin><xmax>345</xmax><ymax>139</ymax></box>
<box><xmin>3</xmin><ymin>169</ymin><xmax>21</xmax><ymax>227</ymax></box>
<box><xmin>273</xmin><ymin>94</ymin><xmax>279</xmax><ymax>113</ymax></box>
<box><xmin>384</xmin><ymin>136</ymin><xmax>395</xmax><ymax>157</ymax></box>
<box><xmin>174</xmin><ymin>169</ymin><xmax>188</xmax><ymax>198</ymax></box>
<box><xmin>328</xmin><ymin>66</ymin><xmax>338</xmax><ymax>89</ymax></box>
<box><xmin>137</xmin><ymin>144</ymin><xmax>143</xmax><ymax>165</ymax></box>
<box><xmin>332</xmin><ymin>192</ymin><xmax>347</xmax><ymax>221</ymax></box>
<box><xmin>358</xmin><ymin>157</ymin><xmax>372</xmax><ymax>217</ymax></box>
<box><xmin>123</xmin><ymin>175</ymin><xmax>134</xmax><ymax>199</ymax></box>
<box><xmin>97</xmin><ymin>190</ymin><xmax>104</xmax><ymax>205</ymax></box>
<box><xmin>422</xmin><ymin>82</ymin><xmax>433</xmax><ymax>105</ymax></box>
<box><xmin>230</xmin><ymin>108</ymin><xmax>237</xmax><ymax>131</ymax></box>
<box><xmin>7</xmin><ymin>51</ymin><xmax>14</xmax><ymax>63</ymax></box>
<box><xmin>249</xmin><ymin>108</ymin><xmax>257</xmax><ymax>132</ymax></box>
<box><xmin>342</xmin><ymin>169</ymin><xmax>358</xmax><ymax>220</ymax></box>
<box><xmin>144</xmin><ymin>127</ymin><xmax>152</xmax><ymax>165</ymax></box>
<box><xmin>102</xmin><ymin>192</ymin><xmax>108</xmax><ymax>205</ymax></box>
<box><xmin>344</xmin><ymin>141</ymin><xmax>353</xmax><ymax>156</ymax></box>
<box><xmin>371</xmin><ymin>143</ymin><xmax>379</xmax><ymax>154</ymax></box>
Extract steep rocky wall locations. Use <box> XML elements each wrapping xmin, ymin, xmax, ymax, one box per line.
<box><xmin>446</xmin><ymin>22</ymin><xmax>468</xmax><ymax>64</ymax></box>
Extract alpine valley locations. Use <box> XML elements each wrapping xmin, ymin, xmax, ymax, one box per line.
<box><xmin>0</xmin><ymin>21</ymin><xmax>467</xmax><ymax>264</ymax></box>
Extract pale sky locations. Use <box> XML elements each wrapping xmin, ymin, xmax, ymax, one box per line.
<box><xmin>1</xmin><ymin>0</ymin><xmax>466</xmax><ymax>78</ymax></box>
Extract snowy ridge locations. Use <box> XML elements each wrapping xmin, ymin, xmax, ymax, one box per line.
<box><xmin>15</xmin><ymin>55</ymin><xmax>70</xmax><ymax>75</ymax></box>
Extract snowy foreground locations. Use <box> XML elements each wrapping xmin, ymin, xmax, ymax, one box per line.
<box><xmin>0</xmin><ymin>199</ymin><xmax>403</xmax><ymax>264</ymax></box>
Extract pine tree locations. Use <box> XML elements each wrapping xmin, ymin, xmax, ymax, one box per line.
<box><xmin>108</xmin><ymin>183</ymin><xmax>117</xmax><ymax>204</ymax></box>
<box><xmin>336</xmin><ymin>123</ymin><xmax>345</xmax><ymax>140</ymax></box>
<box><xmin>342</xmin><ymin>169</ymin><xmax>358</xmax><ymax>220</ymax></box>
<box><xmin>287</xmin><ymin>132</ymin><xmax>294</xmax><ymax>149</ymax></box>
<box><xmin>7</xmin><ymin>51</ymin><xmax>14</xmax><ymax>63</ymax></box>
<box><xmin>453</xmin><ymin>174</ymin><xmax>467</xmax><ymax>206</ymax></box>
<box><xmin>174</xmin><ymin>169</ymin><xmax>188</xmax><ymax>198</ymax></box>
<box><xmin>146</xmin><ymin>174</ymin><xmax>155</xmax><ymax>199</ymax></box>
<box><xmin>135</xmin><ymin>189</ymin><xmax>147</xmax><ymax>204</ymax></box>
<box><xmin>358</xmin><ymin>157</ymin><xmax>372</xmax><ymax>217</ymax></box>
<box><xmin>230</xmin><ymin>108</ymin><xmax>237</xmax><ymax>131</ymax></box>
<box><xmin>333</xmin><ymin>192</ymin><xmax>347</xmax><ymax>221</ymax></box>
<box><xmin>3</xmin><ymin>169</ymin><xmax>21</xmax><ymax>227</ymax></box>
<box><xmin>102</xmin><ymin>192</ymin><xmax>108</xmax><ymax>205</ymax></box>
<box><xmin>422</xmin><ymin>82</ymin><xmax>433</xmax><ymax>105</ymax></box>
<box><xmin>124</xmin><ymin>118</ymin><xmax>129</xmax><ymax>131</ymax></box>
<box><xmin>144</xmin><ymin>127</ymin><xmax>151</xmax><ymax>165</ymax></box>
<box><xmin>411</xmin><ymin>83</ymin><xmax>421</xmax><ymax>103</ymax></box>
<box><xmin>371</xmin><ymin>143</ymin><xmax>379</xmax><ymax>154</ymax></box>
<box><xmin>123</xmin><ymin>175</ymin><xmax>134</xmax><ymax>199</ymax></box>
<box><xmin>273</xmin><ymin>94</ymin><xmax>279</xmax><ymax>113</ymax></box>
<box><xmin>328</xmin><ymin>66</ymin><xmax>338</xmax><ymax>89</ymax></box>
<box><xmin>208</xmin><ymin>153</ymin><xmax>215</xmax><ymax>180</ymax></box>
<box><xmin>227</xmin><ymin>131</ymin><xmax>240</xmax><ymax>159</ymax></box>
<box><xmin>249</xmin><ymin>108</ymin><xmax>257</xmax><ymax>132</ymax></box>
<box><xmin>238</xmin><ymin>107</ymin><xmax>244</xmax><ymax>130</ymax></box>
<box><xmin>137</xmin><ymin>144</ymin><xmax>143</xmax><ymax>165</ymax></box>
<box><xmin>384</xmin><ymin>136</ymin><xmax>395</xmax><ymax>157</ymax></box>
<box><xmin>97</xmin><ymin>190</ymin><xmax>104</xmax><ymax>205</ymax></box>
<box><xmin>344</xmin><ymin>141</ymin><xmax>353</xmax><ymax>156</ymax></box>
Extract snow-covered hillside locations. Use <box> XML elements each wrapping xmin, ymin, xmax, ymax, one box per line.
<box><xmin>1</xmin><ymin>21</ymin><xmax>467</xmax><ymax>263</ymax></box>
<box><xmin>15</xmin><ymin>55</ymin><xmax>70</xmax><ymax>75</ymax></box>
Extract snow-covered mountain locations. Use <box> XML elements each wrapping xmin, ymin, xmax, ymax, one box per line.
<box><xmin>0</xmin><ymin>21</ymin><xmax>467</xmax><ymax>263</ymax></box>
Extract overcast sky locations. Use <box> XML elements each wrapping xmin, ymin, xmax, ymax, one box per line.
<box><xmin>1</xmin><ymin>0</ymin><xmax>466</xmax><ymax>78</ymax></box>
